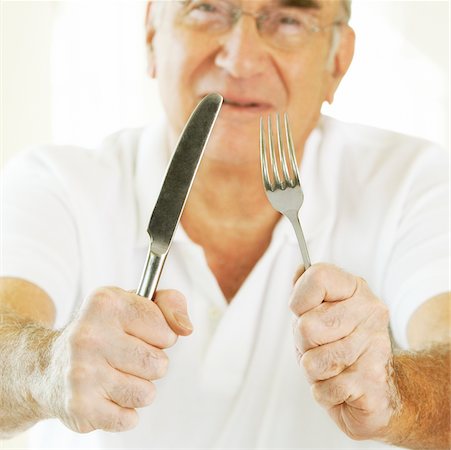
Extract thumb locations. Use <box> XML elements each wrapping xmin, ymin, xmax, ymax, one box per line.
<box><xmin>154</xmin><ymin>289</ymin><xmax>193</xmax><ymax>336</ymax></box>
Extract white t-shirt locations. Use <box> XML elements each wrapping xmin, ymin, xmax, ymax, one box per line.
<box><xmin>1</xmin><ymin>116</ymin><xmax>448</xmax><ymax>449</ymax></box>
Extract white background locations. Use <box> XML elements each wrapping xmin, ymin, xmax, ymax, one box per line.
<box><xmin>0</xmin><ymin>0</ymin><xmax>449</xmax><ymax>448</ymax></box>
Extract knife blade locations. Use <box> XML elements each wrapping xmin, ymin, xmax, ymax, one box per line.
<box><xmin>137</xmin><ymin>93</ymin><xmax>223</xmax><ymax>298</ymax></box>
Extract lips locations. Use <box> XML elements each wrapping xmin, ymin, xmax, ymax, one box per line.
<box><xmin>214</xmin><ymin>94</ymin><xmax>273</xmax><ymax>113</ymax></box>
<box><xmin>223</xmin><ymin>98</ymin><xmax>260</xmax><ymax>108</ymax></box>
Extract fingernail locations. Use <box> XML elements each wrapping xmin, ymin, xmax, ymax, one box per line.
<box><xmin>174</xmin><ymin>312</ymin><xmax>193</xmax><ymax>331</ymax></box>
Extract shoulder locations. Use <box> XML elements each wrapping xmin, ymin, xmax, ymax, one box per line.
<box><xmin>2</xmin><ymin>126</ymin><xmax>155</xmax><ymax>189</ymax></box>
<box><xmin>321</xmin><ymin>115</ymin><xmax>447</xmax><ymax>160</ymax></box>
<box><xmin>319</xmin><ymin>115</ymin><xmax>448</xmax><ymax>183</ymax></box>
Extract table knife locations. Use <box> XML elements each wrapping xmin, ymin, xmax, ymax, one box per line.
<box><xmin>136</xmin><ymin>93</ymin><xmax>223</xmax><ymax>299</ymax></box>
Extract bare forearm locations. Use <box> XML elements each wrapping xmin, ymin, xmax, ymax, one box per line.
<box><xmin>385</xmin><ymin>344</ymin><xmax>450</xmax><ymax>449</ymax></box>
<box><xmin>0</xmin><ymin>308</ymin><xmax>59</xmax><ymax>437</ymax></box>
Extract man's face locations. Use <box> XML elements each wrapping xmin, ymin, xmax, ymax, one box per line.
<box><xmin>147</xmin><ymin>0</ymin><xmax>353</xmax><ymax>166</ymax></box>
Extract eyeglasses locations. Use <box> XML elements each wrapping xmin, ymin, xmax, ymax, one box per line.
<box><xmin>175</xmin><ymin>0</ymin><xmax>344</xmax><ymax>51</ymax></box>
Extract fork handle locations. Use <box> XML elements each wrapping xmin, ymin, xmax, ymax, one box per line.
<box><xmin>287</xmin><ymin>212</ymin><xmax>311</xmax><ymax>270</ymax></box>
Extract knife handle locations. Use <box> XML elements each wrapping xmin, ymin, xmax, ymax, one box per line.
<box><xmin>136</xmin><ymin>248</ymin><xmax>167</xmax><ymax>299</ymax></box>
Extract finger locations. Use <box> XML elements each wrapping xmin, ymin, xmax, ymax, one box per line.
<box><xmin>292</xmin><ymin>265</ymin><xmax>307</xmax><ymax>285</ymax></box>
<box><xmin>154</xmin><ymin>289</ymin><xmax>193</xmax><ymax>337</ymax></box>
<box><xmin>289</xmin><ymin>264</ymin><xmax>358</xmax><ymax>316</ymax></box>
<box><xmin>82</xmin><ymin>287</ymin><xmax>178</xmax><ymax>349</ymax></box>
<box><xmin>311</xmin><ymin>349</ymin><xmax>390</xmax><ymax>411</ymax></box>
<box><xmin>293</xmin><ymin>295</ymin><xmax>365</xmax><ymax>353</ymax></box>
<box><xmin>97</xmin><ymin>401</ymin><xmax>139</xmax><ymax>432</ymax></box>
<box><xmin>104</xmin><ymin>332</ymin><xmax>169</xmax><ymax>380</ymax></box>
<box><xmin>311</xmin><ymin>368</ymin><xmax>362</xmax><ymax>409</ymax></box>
<box><xmin>121</xmin><ymin>292</ymin><xmax>178</xmax><ymax>348</ymax></box>
<box><xmin>103</xmin><ymin>370</ymin><xmax>156</xmax><ymax>409</ymax></box>
<box><xmin>66</xmin><ymin>395</ymin><xmax>138</xmax><ymax>433</ymax></box>
<box><xmin>299</xmin><ymin>330</ymin><xmax>367</xmax><ymax>383</ymax></box>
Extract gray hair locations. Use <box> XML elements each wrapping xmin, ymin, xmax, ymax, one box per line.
<box><xmin>341</xmin><ymin>0</ymin><xmax>352</xmax><ymax>23</ymax></box>
<box><xmin>325</xmin><ymin>0</ymin><xmax>352</xmax><ymax>69</ymax></box>
<box><xmin>150</xmin><ymin>1</ymin><xmax>352</xmax><ymax>25</ymax></box>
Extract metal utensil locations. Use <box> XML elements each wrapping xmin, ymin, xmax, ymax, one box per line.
<box><xmin>137</xmin><ymin>93</ymin><xmax>223</xmax><ymax>298</ymax></box>
<box><xmin>260</xmin><ymin>113</ymin><xmax>311</xmax><ymax>269</ymax></box>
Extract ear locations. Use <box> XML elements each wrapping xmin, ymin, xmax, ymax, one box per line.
<box><xmin>145</xmin><ymin>1</ymin><xmax>157</xmax><ymax>78</ymax></box>
<box><xmin>325</xmin><ymin>25</ymin><xmax>355</xmax><ymax>104</ymax></box>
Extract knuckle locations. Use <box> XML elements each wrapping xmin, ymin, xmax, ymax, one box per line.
<box><xmin>311</xmin><ymin>382</ymin><xmax>322</xmax><ymax>402</ymax></box>
<box><xmin>131</xmin><ymin>383</ymin><xmax>155</xmax><ymax>407</ymax></box>
<box><xmin>69</xmin><ymin>328</ymin><xmax>101</xmax><ymax>356</ymax></box>
<box><xmin>357</xmin><ymin>277</ymin><xmax>369</xmax><ymax>289</ymax></box>
<box><xmin>128</xmin><ymin>296</ymin><xmax>154</xmax><ymax>322</ymax></box>
<box><xmin>298</xmin><ymin>316</ymin><xmax>314</xmax><ymax>341</ymax></box>
<box><xmin>135</xmin><ymin>345</ymin><xmax>169</xmax><ymax>379</ymax></box>
<box><xmin>101</xmin><ymin>411</ymin><xmax>127</xmax><ymax>432</ymax></box>
<box><xmin>117</xmin><ymin>410</ymin><xmax>139</xmax><ymax>431</ymax></box>
<box><xmin>368</xmin><ymin>359</ymin><xmax>389</xmax><ymax>384</ymax></box>
<box><xmin>142</xmin><ymin>382</ymin><xmax>157</xmax><ymax>405</ymax></box>
<box><xmin>317</xmin><ymin>346</ymin><xmax>347</xmax><ymax>379</ymax></box>
<box><xmin>304</xmin><ymin>264</ymin><xmax>326</xmax><ymax>287</ymax></box>
<box><xmin>335</xmin><ymin>340</ymin><xmax>355</xmax><ymax>368</ymax></box>
<box><xmin>154</xmin><ymin>351</ymin><xmax>169</xmax><ymax>378</ymax></box>
<box><xmin>133</xmin><ymin>345</ymin><xmax>156</xmax><ymax>371</ymax></box>
<box><xmin>321</xmin><ymin>305</ymin><xmax>342</xmax><ymax>330</ymax></box>
<box><xmin>378</xmin><ymin>303</ymin><xmax>390</xmax><ymax>323</ymax></box>
<box><xmin>315</xmin><ymin>347</ymin><xmax>333</xmax><ymax>376</ymax></box>
<box><xmin>84</xmin><ymin>287</ymin><xmax>123</xmax><ymax>317</ymax></box>
<box><xmin>114</xmin><ymin>381</ymin><xmax>156</xmax><ymax>408</ymax></box>
<box><xmin>328</xmin><ymin>381</ymin><xmax>348</xmax><ymax>404</ymax></box>
<box><xmin>90</xmin><ymin>287</ymin><xmax>115</xmax><ymax>306</ymax></box>
<box><xmin>300</xmin><ymin>351</ymin><xmax>315</xmax><ymax>377</ymax></box>
<box><xmin>166</xmin><ymin>289</ymin><xmax>187</xmax><ymax>308</ymax></box>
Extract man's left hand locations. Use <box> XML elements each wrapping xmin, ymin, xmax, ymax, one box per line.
<box><xmin>290</xmin><ymin>263</ymin><xmax>397</xmax><ymax>441</ymax></box>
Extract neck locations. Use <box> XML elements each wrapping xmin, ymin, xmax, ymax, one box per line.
<box><xmin>182</xmin><ymin>157</ymin><xmax>277</xmax><ymax>232</ymax></box>
<box><xmin>180</xmin><ymin>158</ymin><xmax>281</xmax><ymax>301</ymax></box>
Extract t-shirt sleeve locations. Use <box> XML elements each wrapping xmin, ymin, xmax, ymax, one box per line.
<box><xmin>1</xmin><ymin>149</ymin><xmax>81</xmax><ymax>327</ymax></box>
<box><xmin>382</xmin><ymin>145</ymin><xmax>449</xmax><ymax>349</ymax></box>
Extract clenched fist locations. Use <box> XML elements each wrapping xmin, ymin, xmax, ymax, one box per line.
<box><xmin>43</xmin><ymin>287</ymin><xmax>192</xmax><ymax>433</ymax></box>
<box><xmin>290</xmin><ymin>263</ymin><xmax>397</xmax><ymax>441</ymax></box>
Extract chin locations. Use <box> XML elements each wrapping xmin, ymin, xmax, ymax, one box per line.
<box><xmin>205</xmin><ymin>125</ymin><xmax>260</xmax><ymax>167</ymax></box>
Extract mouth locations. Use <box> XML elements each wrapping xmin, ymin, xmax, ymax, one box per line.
<box><xmin>219</xmin><ymin>95</ymin><xmax>273</xmax><ymax>114</ymax></box>
<box><xmin>223</xmin><ymin>98</ymin><xmax>261</xmax><ymax>108</ymax></box>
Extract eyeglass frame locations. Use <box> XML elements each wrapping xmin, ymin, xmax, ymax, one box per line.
<box><xmin>173</xmin><ymin>0</ymin><xmax>345</xmax><ymax>51</ymax></box>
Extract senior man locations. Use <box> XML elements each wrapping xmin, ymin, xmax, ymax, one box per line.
<box><xmin>0</xmin><ymin>0</ymin><xmax>449</xmax><ymax>449</ymax></box>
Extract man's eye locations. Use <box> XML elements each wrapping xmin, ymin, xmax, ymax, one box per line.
<box><xmin>270</xmin><ymin>9</ymin><xmax>310</xmax><ymax>34</ymax></box>
<box><xmin>277</xmin><ymin>14</ymin><xmax>303</xmax><ymax>29</ymax></box>
<box><xmin>280</xmin><ymin>15</ymin><xmax>300</xmax><ymax>25</ymax></box>
<box><xmin>187</xmin><ymin>1</ymin><xmax>219</xmax><ymax>15</ymax></box>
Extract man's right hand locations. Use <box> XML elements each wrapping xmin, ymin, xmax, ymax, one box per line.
<box><xmin>45</xmin><ymin>287</ymin><xmax>193</xmax><ymax>433</ymax></box>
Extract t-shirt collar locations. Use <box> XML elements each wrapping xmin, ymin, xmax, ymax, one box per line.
<box><xmin>135</xmin><ymin>117</ymin><xmax>323</xmax><ymax>249</ymax></box>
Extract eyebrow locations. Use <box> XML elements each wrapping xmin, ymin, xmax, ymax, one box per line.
<box><xmin>277</xmin><ymin>0</ymin><xmax>322</xmax><ymax>9</ymax></box>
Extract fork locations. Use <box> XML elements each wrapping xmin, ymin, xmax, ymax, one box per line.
<box><xmin>260</xmin><ymin>113</ymin><xmax>311</xmax><ymax>270</ymax></box>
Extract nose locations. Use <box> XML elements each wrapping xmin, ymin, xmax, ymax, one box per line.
<box><xmin>214</xmin><ymin>16</ymin><xmax>269</xmax><ymax>79</ymax></box>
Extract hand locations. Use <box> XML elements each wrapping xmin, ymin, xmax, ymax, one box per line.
<box><xmin>44</xmin><ymin>287</ymin><xmax>192</xmax><ymax>433</ymax></box>
<box><xmin>290</xmin><ymin>263</ymin><xmax>396</xmax><ymax>441</ymax></box>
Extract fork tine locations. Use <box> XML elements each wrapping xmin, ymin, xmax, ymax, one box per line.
<box><xmin>268</xmin><ymin>115</ymin><xmax>282</xmax><ymax>188</ymax></box>
<box><xmin>284</xmin><ymin>113</ymin><xmax>300</xmax><ymax>185</ymax></box>
<box><xmin>260</xmin><ymin>117</ymin><xmax>273</xmax><ymax>191</ymax></box>
<box><xmin>276</xmin><ymin>113</ymin><xmax>291</xmax><ymax>187</ymax></box>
